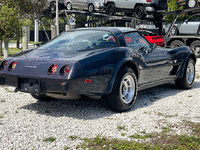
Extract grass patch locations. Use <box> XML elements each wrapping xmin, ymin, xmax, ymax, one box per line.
<box><xmin>64</xmin><ymin>146</ymin><xmax>70</xmax><ymax>150</ymax></box>
<box><xmin>117</xmin><ymin>125</ymin><xmax>126</xmax><ymax>131</ymax></box>
<box><xmin>43</xmin><ymin>137</ymin><xmax>56</xmax><ymax>142</ymax></box>
<box><xmin>69</xmin><ymin>135</ymin><xmax>79</xmax><ymax>140</ymax></box>
<box><xmin>0</xmin><ymin>115</ymin><xmax>3</xmax><ymax>118</ymax></box>
<box><xmin>77</xmin><ymin>121</ymin><xmax>200</xmax><ymax>149</ymax></box>
<box><xmin>1</xmin><ymin>99</ymin><xmax>6</xmax><ymax>102</ymax></box>
<box><xmin>0</xmin><ymin>48</ymin><xmax>22</xmax><ymax>62</ymax></box>
<box><xmin>4</xmin><ymin>87</ymin><xmax>13</xmax><ymax>93</ymax></box>
<box><xmin>196</xmin><ymin>74</ymin><xmax>200</xmax><ymax>79</ymax></box>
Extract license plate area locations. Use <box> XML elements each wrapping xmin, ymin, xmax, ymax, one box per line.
<box><xmin>19</xmin><ymin>78</ymin><xmax>40</xmax><ymax>93</ymax></box>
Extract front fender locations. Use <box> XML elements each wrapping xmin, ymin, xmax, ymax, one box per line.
<box><xmin>173</xmin><ymin>46</ymin><xmax>196</xmax><ymax>78</ymax></box>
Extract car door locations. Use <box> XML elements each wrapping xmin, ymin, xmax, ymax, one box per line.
<box><xmin>123</xmin><ymin>32</ymin><xmax>172</xmax><ymax>85</ymax></box>
<box><xmin>178</xmin><ymin>15</ymin><xmax>200</xmax><ymax>35</ymax></box>
<box><xmin>115</xmin><ymin>0</ymin><xmax>135</xmax><ymax>9</ymax></box>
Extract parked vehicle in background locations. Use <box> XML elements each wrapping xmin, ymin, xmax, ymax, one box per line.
<box><xmin>45</xmin><ymin>0</ymin><xmax>65</xmax><ymax>11</ymax></box>
<box><xmin>64</xmin><ymin>0</ymin><xmax>105</xmax><ymax>12</ymax></box>
<box><xmin>176</xmin><ymin>0</ymin><xmax>200</xmax><ymax>8</ymax></box>
<box><xmin>139</xmin><ymin>30</ymin><xmax>165</xmax><ymax>46</ymax></box>
<box><xmin>104</xmin><ymin>0</ymin><xmax>168</xmax><ymax>19</ymax></box>
<box><xmin>165</xmin><ymin>14</ymin><xmax>200</xmax><ymax>36</ymax></box>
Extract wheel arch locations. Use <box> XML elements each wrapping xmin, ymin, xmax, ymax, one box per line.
<box><xmin>134</xmin><ymin>4</ymin><xmax>144</xmax><ymax>9</ymax></box>
<box><xmin>107</xmin><ymin>60</ymin><xmax>139</xmax><ymax>94</ymax></box>
<box><xmin>177</xmin><ymin>53</ymin><xmax>196</xmax><ymax>79</ymax></box>
<box><xmin>105</xmin><ymin>1</ymin><xmax>115</xmax><ymax>6</ymax></box>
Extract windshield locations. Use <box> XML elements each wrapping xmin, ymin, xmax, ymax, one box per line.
<box><xmin>38</xmin><ymin>30</ymin><xmax>118</xmax><ymax>51</ymax></box>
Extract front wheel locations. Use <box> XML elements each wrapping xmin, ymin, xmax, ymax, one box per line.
<box><xmin>175</xmin><ymin>58</ymin><xmax>195</xmax><ymax>89</ymax></box>
<box><xmin>66</xmin><ymin>2</ymin><xmax>72</xmax><ymax>10</ymax></box>
<box><xmin>88</xmin><ymin>4</ymin><xmax>95</xmax><ymax>12</ymax></box>
<box><xmin>106</xmin><ymin>67</ymin><xmax>138</xmax><ymax>112</ymax></box>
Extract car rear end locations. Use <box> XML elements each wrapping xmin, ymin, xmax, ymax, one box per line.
<box><xmin>144</xmin><ymin>0</ymin><xmax>168</xmax><ymax>14</ymax></box>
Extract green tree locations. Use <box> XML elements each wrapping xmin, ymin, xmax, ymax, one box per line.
<box><xmin>165</xmin><ymin>0</ymin><xmax>188</xmax><ymax>23</ymax></box>
<box><xmin>0</xmin><ymin>0</ymin><xmax>20</xmax><ymax>58</ymax></box>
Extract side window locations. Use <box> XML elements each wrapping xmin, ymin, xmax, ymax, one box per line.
<box><xmin>188</xmin><ymin>15</ymin><xmax>200</xmax><ymax>22</ymax></box>
<box><xmin>123</xmin><ymin>32</ymin><xmax>150</xmax><ymax>52</ymax></box>
<box><xmin>92</xmin><ymin>32</ymin><xmax>117</xmax><ymax>49</ymax></box>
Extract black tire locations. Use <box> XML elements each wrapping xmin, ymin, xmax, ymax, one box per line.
<box><xmin>106</xmin><ymin>3</ymin><xmax>116</xmax><ymax>15</ymax></box>
<box><xmin>186</xmin><ymin>0</ymin><xmax>198</xmax><ymax>8</ymax></box>
<box><xmin>50</xmin><ymin>2</ymin><xmax>56</xmax><ymax>11</ymax></box>
<box><xmin>106</xmin><ymin>67</ymin><xmax>138</xmax><ymax>112</ymax></box>
<box><xmin>88</xmin><ymin>3</ymin><xmax>95</xmax><ymax>12</ymax></box>
<box><xmin>175</xmin><ymin>58</ymin><xmax>195</xmax><ymax>89</ymax></box>
<box><xmin>190</xmin><ymin>40</ymin><xmax>200</xmax><ymax>57</ymax></box>
<box><xmin>31</xmin><ymin>94</ymin><xmax>53</xmax><ymax>101</ymax></box>
<box><xmin>170</xmin><ymin>40</ymin><xmax>184</xmax><ymax>48</ymax></box>
<box><xmin>134</xmin><ymin>6</ymin><xmax>146</xmax><ymax>19</ymax></box>
<box><xmin>66</xmin><ymin>2</ymin><xmax>72</xmax><ymax>10</ymax></box>
<box><xmin>170</xmin><ymin>26</ymin><xmax>178</xmax><ymax>35</ymax></box>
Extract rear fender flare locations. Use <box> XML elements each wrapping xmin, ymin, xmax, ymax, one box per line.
<box><xmin>106</xmin><ymin>59</ymin><xmax>139</xmax><ymax>94</ymax></box>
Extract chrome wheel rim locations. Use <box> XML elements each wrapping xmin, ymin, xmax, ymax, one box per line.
<box><xmin>186</xmin><ymin>61</ymin><xmax>195</xmax><ymax>84</ymax></box>
<box><xmin>188</xmin><ymin>0</ymin><xmax>196</xmax><ymax>7</ymax></box>
<box><xmin>89</xmin><ymin>4</ymin><xmax>94</xmax><ymax>12</ymax></box>
<box><xmin>67</xmin><ymin>3</ymin><xmax>72</xmax><ymax>10</ymax></box>
<box><xmin>120</xmin><ymin>74</ymin><xmax>135</xmax><ymax>104</ymax></box>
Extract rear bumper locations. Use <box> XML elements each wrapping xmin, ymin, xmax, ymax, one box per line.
<box><xmin>0</xmin><ymin>74</ymin><xmax>111</xmax><ymax>96</ymax></box>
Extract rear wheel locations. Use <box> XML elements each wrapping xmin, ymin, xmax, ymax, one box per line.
<box><xmin>106</xmin><ymin>67</ymin><xmax>138</xmax><ymax>112</ymax></box>
<box><xmin>50</xmin><ymin>2</ymin><xmax>56</xmax><ymax>11</ymax></box>
<box><xmin>175</xmin><ymin>58</ymin><xmax>195</xmax><ymax>89</ymax></box>
<box><xmin>170</xmin><ymin>40</ymin><xmax>184</xmax><ymax>48</ymax></box>
<box><xmin>190</xmin><ymin>40</ymin><xmax>200</xmax><ymax>57</ymax></box>
<box><xmin>186</xmin><ymin>0</ymin><xmax>198</xmax><ymax>8</ymax></box>
<box><xmin>31</xmin><ymin>94</ymin><xmax>53</xmax><ymax>101</ymax></box>
<box><xmin>106</xmin><ymin>3</ymin><xmax>116</xmax><ymax>15</ymax></box>
<box><xmin>134</xmin><ymin>6</ymin><xmax>146</xmax><ymax>19</ymax></box>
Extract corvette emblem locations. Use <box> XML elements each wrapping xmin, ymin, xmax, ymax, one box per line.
<box><xmin>25</xmin><ymin>66</ymin><xmax>37</xmax><ymax>68</ymax></box>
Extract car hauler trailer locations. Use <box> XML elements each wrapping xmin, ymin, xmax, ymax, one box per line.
<box><xmin>163</xmin><ymin>7</ymin><xmax>200</xmax><ymax>57</ymax></box>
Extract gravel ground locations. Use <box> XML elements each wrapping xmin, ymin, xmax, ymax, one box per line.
<box><xmin>0</xmin><ymin>59</ymin><xmax>200</xmax><ymax>150</ymax></box>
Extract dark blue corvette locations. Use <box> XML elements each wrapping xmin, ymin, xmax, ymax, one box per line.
<box><xmin>0</xmin><ymin>27</ymin><xmax>196</xmax><ymax>112</ymax></box>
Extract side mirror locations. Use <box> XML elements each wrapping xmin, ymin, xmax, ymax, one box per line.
<box><xmin>138</xmin><ymin>47</ymin><xmax>148</xmax><ymax>55</ymax></box>
<box><xmin>150</xmin><ymin>43</ymin><xmax>157</xmax><ymax>50</ymax></box>
<box><xmin>185</xmin><ymin>19</ymin><xmax>188</xmax><ymax>23</ymax></box>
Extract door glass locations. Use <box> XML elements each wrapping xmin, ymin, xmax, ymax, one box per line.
<box><xmin>123</xmin><ymin>32</ymin><xmax>150</xmax><ymax>52</ymax></box>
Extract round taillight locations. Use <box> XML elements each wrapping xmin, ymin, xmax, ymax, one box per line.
<box><xmin>51</xmin><ymin>64</ymin><xmax>58</xmax><ymax>74</ymax></box>
<box><xmin>8</xmin><ymin>61</ymin><xmax>17</xmax><ymax>71</ymax></box>
<box><xmin>0</xmin><ymin>60</ymin><xmax>8</xmax><ymax>70</ymax></box>
<box><xmin>64</xmin><ymin>65</ymin><xmax>70</xmax><ymax>74</ymax></box>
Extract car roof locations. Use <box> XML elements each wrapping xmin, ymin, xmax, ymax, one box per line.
<box><xmin>72</xmin><ymin>27</ymin><xmax>137</xmax><ymax>34</ymax></box>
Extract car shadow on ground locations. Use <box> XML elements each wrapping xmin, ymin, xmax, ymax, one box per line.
<box><xmin>19</xmin><ymin>81</ymin><xmax>200</xmax><ymax>120</ymax></box>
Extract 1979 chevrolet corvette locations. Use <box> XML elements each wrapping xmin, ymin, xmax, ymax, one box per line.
<box><xmin>0</xmin><ymin>27</ymin><xmax>196</xmax><ymax>112</ymax></box>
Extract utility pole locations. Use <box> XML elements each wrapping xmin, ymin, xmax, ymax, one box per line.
<box><xmin>34</xmin><ymin>20</ymin><xmax>39</xmax><ymax>42</ymax></box>
<box><xmin>56</xmin><ymin>0</ymin><xmax>59</xmax><ymax>36</ymax></box>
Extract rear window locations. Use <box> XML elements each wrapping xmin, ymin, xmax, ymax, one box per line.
<box><xmin>38</xmin><ymin>30</ymin><xmax>118</xmax><ymax>51</ymax></box>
